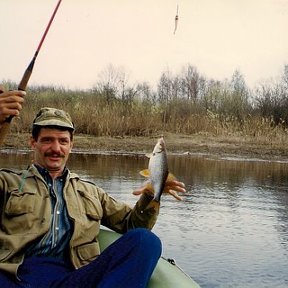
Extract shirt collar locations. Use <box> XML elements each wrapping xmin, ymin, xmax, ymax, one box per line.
<box><xmin>33</xmin><ymin>164</ymin><xmax>68</xmax><ymax>180</ymax></box>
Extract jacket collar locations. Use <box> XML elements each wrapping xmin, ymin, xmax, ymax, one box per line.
<box><xmin>26</xmin><ymin>164</ymin><xmax>80</xmax><ymax>180</ymax></box>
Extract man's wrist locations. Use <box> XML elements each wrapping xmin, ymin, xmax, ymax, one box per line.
<box><xmin>0</xmin><ymin>118</ymin><xmax>5</xmax><ymax>127</ymax></box>
<box><xmin>0</xmin><ymin>118</ymin><xmax>8</xmax><ymax>128</ymax></box>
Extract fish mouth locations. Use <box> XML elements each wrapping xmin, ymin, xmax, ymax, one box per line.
<box><xmin>153</xmin><ymin>137</ymin><xmax>166</xmax><ymax>154</ymax></box>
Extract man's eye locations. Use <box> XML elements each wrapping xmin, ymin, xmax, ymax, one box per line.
<box><xmin>41</xmin><ymin>138</ymin><xmax>52</xmax><ymax>143</ymax></box>
<box><xmin>60</xmin><ymin>139</ymin><xmax>69</xmax><ymax>145</ymax></box>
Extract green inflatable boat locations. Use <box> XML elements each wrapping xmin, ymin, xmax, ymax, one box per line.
<box><xmin>98</xmin><ymin>229</ymin><xmax>200</xmax><ymax>288</ymax></box>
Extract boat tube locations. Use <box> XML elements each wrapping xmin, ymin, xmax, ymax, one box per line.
<box><xmin>98</xmin><ymin>229</ymin><xmax>200</xmax><ymax>288</ymax></box>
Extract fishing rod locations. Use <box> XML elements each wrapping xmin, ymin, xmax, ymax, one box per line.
<box><xmin>0</xmin><ymin>0</ymin><xmax>63</xmax><ymax>145</ymax></box>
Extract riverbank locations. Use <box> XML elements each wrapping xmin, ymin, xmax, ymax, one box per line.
<box><xmin>2</xmin><ymin>132</ymin><xmax>288</xmax><ymax>161</ymax></box>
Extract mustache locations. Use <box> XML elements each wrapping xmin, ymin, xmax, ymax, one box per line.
<box><xmin>44</xmin><ymin>152</ymin><xmax>65</xmax><ymax>158</ymax></box>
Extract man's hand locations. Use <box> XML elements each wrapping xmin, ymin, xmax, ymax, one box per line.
<box><xmin>0</xmin><ymin>86</ymin><xmax>26</xmax><ymax>124</ymax></box>
<box><xmin>133</xmin><ymin>179</ymin><xmax>186</xmax><ymax>201</ymax></box>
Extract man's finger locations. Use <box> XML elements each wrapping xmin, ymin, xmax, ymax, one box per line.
<box><xmin>167</xmin><ymin>189</ymin><xmax>183</xmax><ymax>201</ymax></box>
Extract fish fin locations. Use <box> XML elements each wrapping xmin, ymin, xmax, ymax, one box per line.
<box><xmin>139</xmin><ymin>169</ymin><xmax>150</xmax><ymax>177</ymax></box>
<box><xmin>144</xmin><ymin>181</ymin><xmax>154</xmax><ymax>193</ymax></box>
<box><xmin>146</xmin><ymin>199</ymin><xmax>160</xmax><ymax>212</ymax></box>
<box><xmin>145</xmin><ymin>153</ymin><xmax>152</xmax><ymax>158</ymax></box>
<box><xmin>167</xmin><ymin>172</ymin><xmax>177</xmax><ymax>181</ymax></box>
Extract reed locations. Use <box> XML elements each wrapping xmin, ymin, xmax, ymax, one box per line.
<box><xmin>2</xmin><ymin>83</ymin><xmax>287</xmax><ymax>146</ymax></box>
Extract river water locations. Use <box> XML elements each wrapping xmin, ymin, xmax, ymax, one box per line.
<box><xmin>1</xmin><ymin>150</ymin><xmax>288</xmax><ymax>288</ymax></box>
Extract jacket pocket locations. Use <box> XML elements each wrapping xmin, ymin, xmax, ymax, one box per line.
<box><xmin>0</xmin><ymin>241</ymin><xmax>13</xmax><ymax>262</ymax></box>
<box><xmin>5</xmin><ymin>189</ymin><xmax>36</xmax><ymax>216</ymax></box>
<box><xmin>78</xmin><ymin>190</ymin><xmax>103</xmax><ymax>221</ymax></box>
<box><xmin>76</xmin><ymin>241</ymin><xmax>100</xmax><ymax>265</ymax></box>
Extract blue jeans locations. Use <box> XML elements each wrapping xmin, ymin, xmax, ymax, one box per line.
<box><xmin>0</xmin><ymin>228</ymin><xmax>162</xmax><ymax>288</ymax></box>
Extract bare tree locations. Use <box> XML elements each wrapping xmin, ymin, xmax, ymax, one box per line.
<box><xmin>180</xmin><ymin>65</ymin><xmax>201</xmax><ymax>101</ymax></box>
<box><xmin>95</xmin><ymin>64</ymin><xmax>132</xmax><ymax>102</ymax></box>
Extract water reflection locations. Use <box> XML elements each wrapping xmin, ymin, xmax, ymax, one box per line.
<box><xmin>1</xmin><ymin>150</ymin><xmax>288</xmax><ymax>287</ymax></box>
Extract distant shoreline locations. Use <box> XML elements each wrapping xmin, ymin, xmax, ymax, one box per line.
<box><xmin>2</xmin><ymin>132</ymin><xmax>288</xmax><ymax>162</ymax></box>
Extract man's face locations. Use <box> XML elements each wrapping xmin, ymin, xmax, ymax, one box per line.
<box><xmin>30</xmin><ymin>128</ymin><xmax>73</xmax><ymax>176</ymax></box>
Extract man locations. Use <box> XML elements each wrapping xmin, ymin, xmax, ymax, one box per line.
<box><xmin>0</xmin><ymin>88</ymin><xmax>186</xmax><ymax>287</ymax></box>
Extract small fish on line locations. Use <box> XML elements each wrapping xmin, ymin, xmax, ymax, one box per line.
<box><xmin>174</xmin><ymin>4</ymin><xmax>179</xmax><ymax>34</ymax></box>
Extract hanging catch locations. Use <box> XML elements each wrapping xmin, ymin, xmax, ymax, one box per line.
<box><xmin>173</xmin><ymin>4</ymin><xmax>179</xmax><ymax>34</ymax></box>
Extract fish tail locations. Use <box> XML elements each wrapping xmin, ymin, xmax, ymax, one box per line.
<box><xmin>146</xmin><ymin>199</ymin><xmax>160</xmax><ymax>211</ymax></box>
<box><xmin>154</xmin><ymin>192</ymin><xmax>162</xmax><ymax>202</ymax></box>
<box><xmin>154</xmin><ymin>171</ymin><xmax>169</xmax><ymax>202</ymax></box>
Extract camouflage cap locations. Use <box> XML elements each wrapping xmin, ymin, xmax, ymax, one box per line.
<box><xmin>33</xmin><ymin>107</ymin><xmax>74</xmax><ymax>131</ymax></box>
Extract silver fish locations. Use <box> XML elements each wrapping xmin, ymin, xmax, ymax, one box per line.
<box><xmin>149</xmin><ymin>137</ymin><xmax>169</xmax><ymax>202</ymax></box>
<box><xmin>140</xmin><ymin>137</ymin><xmax>174</xmax><ymax>209</ymax></box>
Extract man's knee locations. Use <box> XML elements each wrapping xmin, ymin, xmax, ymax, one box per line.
<box><xmin>126</xmin><ymin>228</ymin><xmax>162</xmax><ymax>255</ymax></box>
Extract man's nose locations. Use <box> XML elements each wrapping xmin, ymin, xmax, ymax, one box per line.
<box><xmin>51</xmin><ymin>140</ymin><xmax>61</xmax><ymax>151</ymax></box>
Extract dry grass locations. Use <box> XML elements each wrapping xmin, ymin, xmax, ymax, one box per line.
<box><xmin>3</xmin><ymin>86</ymin><xmax>288</xmax><ymax>155</ymax></box>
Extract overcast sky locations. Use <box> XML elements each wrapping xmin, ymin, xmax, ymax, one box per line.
<box><xmin>1</xmin><ymin>0</ymin><xmax>288</xmax><ymax>90</ymax></box>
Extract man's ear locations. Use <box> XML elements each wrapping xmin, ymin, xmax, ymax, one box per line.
<box><xmin>30</xmin><ymin>137</ymin><xmax>36</xmax><ymax>149</ymax></box>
